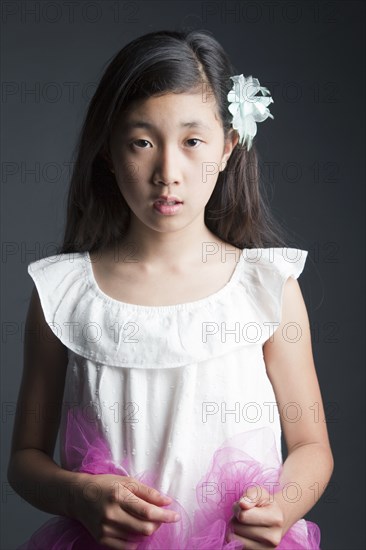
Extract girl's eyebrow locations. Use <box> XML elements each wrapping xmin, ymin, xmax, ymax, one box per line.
<box><xmin>124</xmin><ymin>120</ymin><xmax>212</xmax><ymax>131</ymax></box>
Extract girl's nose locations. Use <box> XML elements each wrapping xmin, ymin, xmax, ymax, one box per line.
<box><xmin>153</xmin><ymin>145</ymin><xmax>180</xmax><ymax>186</ymax></box>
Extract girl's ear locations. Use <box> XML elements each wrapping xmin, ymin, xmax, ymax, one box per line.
<box><xmin>220</xmin><ymin>130</ymin><xmax>239</xmax><ymax>171</ymax></box>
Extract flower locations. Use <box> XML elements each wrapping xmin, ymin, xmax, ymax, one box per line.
<box><xmin>227</xmin><ymin>74</ymin><xmax>274</xmax><ymax>151</ymax></box>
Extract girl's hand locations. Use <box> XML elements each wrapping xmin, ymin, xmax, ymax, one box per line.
<box><xmin>73</xmin><ymin>473</ymin><xmax>180</xmax><ymax>550</ymax></box>
<box><xmin>225</xmin><ymin>485</ymin><xmax>285</xmax><ymax>549</ymax></box>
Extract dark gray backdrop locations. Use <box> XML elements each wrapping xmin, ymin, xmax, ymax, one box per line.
<box><xmin>1</xmin><ymin>1</ymin><xmax>365</xmax><ymax>549</ymax></box>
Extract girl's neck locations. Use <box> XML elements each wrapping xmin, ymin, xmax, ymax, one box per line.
<box><xmin>112</xmin><ymin>218</ymin><xmax>230</xmax><ymax>268</ymax></box>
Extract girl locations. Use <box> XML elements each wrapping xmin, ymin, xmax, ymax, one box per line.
<box><xmin>8</xmin><ymin>29</ymin><xmax>333</xmax><ymax>550</ymax></box>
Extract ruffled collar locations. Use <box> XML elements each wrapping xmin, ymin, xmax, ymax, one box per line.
<box><xmin>27</xmin><ymin>248</ymin><xmax>307</xmax><ymax>368</ymax></box>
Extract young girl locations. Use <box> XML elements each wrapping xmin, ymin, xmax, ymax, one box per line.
<box><xmin>8</xmin><ymin>29</ymin><xmax>333</xmax><ymax>550</ymax></box>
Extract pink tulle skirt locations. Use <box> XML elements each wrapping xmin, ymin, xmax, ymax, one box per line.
<box><xmin>18</xmin><ymin>409</ymin><xmax>321</xmax><ymax>549</ymax></box>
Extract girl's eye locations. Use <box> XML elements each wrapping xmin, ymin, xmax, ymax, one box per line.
<box><xmin>186</xmin><ymin>138</ymin><xmax>202</xmax><ymax>148</ymax></box>
<box><xmin>132</xmin><ymin>139</ymin><xmax>151</xmax><ymax>148</ymax></box>
<box><xmin>130</xmin><ymin>138</ymin><xmax>203</xmax><ymax>149</ymax></box>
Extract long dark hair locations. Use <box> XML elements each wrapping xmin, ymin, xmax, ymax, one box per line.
<box><xmin>58</xmin><ymin>29</ymin><xmax>289</xmax><ymax>254</ymax></box>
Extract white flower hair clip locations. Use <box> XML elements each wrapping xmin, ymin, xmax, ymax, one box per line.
<box><xmin>227</xmin><ymin>74</ymin><xmax>274</xmax><ymax>151</ymax></box>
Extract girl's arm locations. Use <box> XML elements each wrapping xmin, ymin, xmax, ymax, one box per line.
<box><xmin>8</xmin><ymin>286</ymin><xmax>181</xmax><ymax>548</ymax></box>
<box><xmin>262</xmin><ymin>276</ymin><xmax>334</xmax><ymax>535</ymax></box>
<box><xmin>7</xmin><ymin>286</ymin><xmax>87</xmax><ymax>518</ymax></box>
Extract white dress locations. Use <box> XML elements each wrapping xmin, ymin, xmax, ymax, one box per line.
<box><xmin>22</xmin><ymin>247</ymin><xmax>320</xmax><ymax>549</ymax></box>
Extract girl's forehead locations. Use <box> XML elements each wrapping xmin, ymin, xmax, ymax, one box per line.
<box><xmin>119</xmin><ymin>92</ymin><xmax>220</xmax><ymax>127</ymax></box>
<box><xmin>132</xmin><ymin>91</ymin><xmax>212</xmax><ymax>109</ymax></box>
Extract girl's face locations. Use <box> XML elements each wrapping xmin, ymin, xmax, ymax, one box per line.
<box><xmin>106</xmin><ymin>91</ymin><xmax>238</xmax><ymax>236</ymax></box>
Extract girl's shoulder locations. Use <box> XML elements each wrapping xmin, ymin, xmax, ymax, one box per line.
<box><xmin>28</xmin><ymin>250</ymin><xmax>86</xmax><ymax>276</ymax></box>
<box><xmin>27</xmin><ymin>246</ymin><xmax>307</xmax><ymax>291</ymax></box>
<box><xmin>241</xmin><ymin>245</ymin><xmax>308</xmax><ymax>312</ymax></box>
<box><xmin>26</xmin><ymin>247</ymin><xmax>308</xmax><ymax>368</ymax></box>
<box><xmin>241</xmin><ymin>247</ymin><xmax>308</xmax><ymax>282</ymax></box>
<box><xmin>27</xmin><ymin>250</ymin><xmax>91</xmax><ymax>357</ymax></box>
<box><xmin>237</xmin><ymin>246</ymin><xmax>308</xmax><ymax>317</ymax></box>
<box><xmin>27</xmin><ymin>251</ymin><xmax>88</xmax><ymax>308</ymax></box>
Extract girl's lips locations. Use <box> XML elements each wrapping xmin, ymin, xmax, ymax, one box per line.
<box><xmin>153</xmin><ymin>202</ymin><xmax>183</xmax><ymax>215</ymax></box>
<box><xmin>153</xmin><ymin>201</ymin><xmax>183</xmax><ymax>207</ymax></box>
<box><xmin>153</xmin><ymin>195</ymin><xmax>183</xmax><ymax>205</ymax></box>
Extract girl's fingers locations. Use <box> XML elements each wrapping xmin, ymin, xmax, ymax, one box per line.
<box><xmin>234</xmin><ymin>504</ymin><xmax>282</xmax><ymax>527</ymax></box>
<box><xmin>232</xmin><ymin>521</ymin><xmax>271</xmax><ymax>543</ymax></box>
<box><xmin>229</xmin><ymin>517</ymin><xmax>283</xmax><ymax>549</ymax></box>
<box><xmin>101</xmin><ymin>522</ymin><xmax>148</xmax><ymax>541</ymax></box>
<box><xmin>238</xmin><ymin>486</ymin><xmax>271</xmax><ymax>510</ymax></box>
<box><xmin>101</xmin><ymin>503</ymin><xmax>163</xmax><ymax>539</ymax></box>
<box><xmin>127</xmin><ymin>479</ymin><xmax>172</xmax><ymax>506</ymax></box>
<box><xmin>103</xmin><ymin>490</ymin><xmax>173</xmax><ymax>538</ymax></box>
<box><xmin>116</xmin><ymin>480</ymin><xmax>178</xmax><ymax>523</ymax></box>
<box><xmin>121</xmin><ymin>496</ymin><xmax>173</xmax><ymax>530</ymax></box>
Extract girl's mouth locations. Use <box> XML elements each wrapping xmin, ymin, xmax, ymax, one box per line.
<box><xmin>155</xmin><ymin>200</ymin><xmax>180</xmax><ymax>205</ymax></box>
<box><xmin>153</xmin><ymin>200</ymin><xmax>183</xmax><ymax>215</ymax></box>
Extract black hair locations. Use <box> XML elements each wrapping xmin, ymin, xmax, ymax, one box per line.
<box><xmin>58</xmin><ymin>29</ymin><xmax>288</xmax><ymax>253</ymax></box>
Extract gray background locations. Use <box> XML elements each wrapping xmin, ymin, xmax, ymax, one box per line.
<box><xmin>1</xmin><ymin>1</ymin><xmax>365</xmax><ymax>549</ymax></box>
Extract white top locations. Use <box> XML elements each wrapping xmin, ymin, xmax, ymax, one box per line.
<box><xmin>27</xmin><ymin>247</ymin><xmax>308</xmax><ymax>520</ymax></box>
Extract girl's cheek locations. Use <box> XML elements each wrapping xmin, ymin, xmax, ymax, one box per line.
<box><xmin>116</xmin><ymin>163</ymin><xmax>142</xmax><ymax>185</ymax></box>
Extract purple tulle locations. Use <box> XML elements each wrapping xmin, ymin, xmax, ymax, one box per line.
<box><xmin>18</xmin><ymin>409</ymin><xmax>321</xmax><ymax>549</ymax></box>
